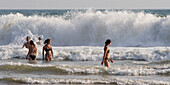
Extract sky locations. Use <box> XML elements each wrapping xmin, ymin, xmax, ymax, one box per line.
<box><xmin>0</xmin><ymin>0</ymin><xmax>170</xmax><ymax>9</ymax></box>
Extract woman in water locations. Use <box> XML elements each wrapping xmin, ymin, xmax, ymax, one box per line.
<box><xmin>42</xmin><ymin>39</ymin><xmax>54</xmax><ymax>61</ymax></box>
<box><xmin>27</xmin><ymin>40</ymin><xmax>37</xmax><ymax>61</ymax></box>
<box><xmin>101</xmin><ymin>39</ymin><xmax>113</xmax><ymax>68</ymax></box>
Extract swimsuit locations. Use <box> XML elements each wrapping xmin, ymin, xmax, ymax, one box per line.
<box><xmin>107</xmin><ymin>49</ymin><xmax>110</xmax><ymax>53</ymax></box>
<box><xmin>45</xmin><ymin>48</ymin><xmax>52</xmax><ymax>52</ymax></box>
<box><xmin>45</xmin><ymin>47</ymin><xmax>52</xmax><ymax>58</ymax></box>
<box><xmin>47</xmin><ymin>55</ymin><xmax>52</xmax><ymax>58</ymax></box>
<box><xmin>105</xmin><ymin>58</ymin><xmax>110</xmax><ymax>60</ymax></box>
<box><xmin>105</xmin><ymin>49</ymin><xmax>110</xmax><ymax>61</ymax></box>
<box><xmin>29</xmin><ymin>55</ymin><xmax>36</xmax><ymax>60</ymax></box>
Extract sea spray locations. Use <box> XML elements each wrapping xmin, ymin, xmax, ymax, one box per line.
<box><xmin>0</xmin><ymin>9</ymin><xmax>170</xmax><ymax>46</ymax></box>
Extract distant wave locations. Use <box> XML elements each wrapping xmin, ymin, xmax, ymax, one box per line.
<box><xmin>0</xmin><ymin>9</ymin><xmax>170</xmax><ymax>46</ymax></box>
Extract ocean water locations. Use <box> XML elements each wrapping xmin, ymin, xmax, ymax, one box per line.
<box><xmin>0</xmin><ymin>9</ymin><xmax>170</xmax><ymax>84</ymax></box>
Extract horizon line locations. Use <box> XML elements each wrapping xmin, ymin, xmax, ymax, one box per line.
<box><xmin>0</xmin><ymin>7</ymin><xmax>170</xmax><ymax>10</ymax></box>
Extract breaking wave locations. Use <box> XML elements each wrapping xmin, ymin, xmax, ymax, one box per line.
<box><xmin>0</xmin><ymin>9</ymin><xmax>170</xmax><ymax>46</ymax></box>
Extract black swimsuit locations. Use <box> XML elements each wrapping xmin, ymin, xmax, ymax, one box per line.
<box><xmin>45</xmin><ymin>47</ymin><xmax>52</xmax><ymax>58</ymax></box>
<box><xmin>105</xmin><ymin>49</ymin><xmax>110</xmax><ymax>60</ymax></box>
<box><xmin>107</xmin><ymin>50</ymin><xmax>110</xmax><ymax>53</ymax></box>
<box><xmin>29</xmin><ymin>55</ymin><xmax>36</xmax><ymax>60</ymax></box>
<box><xmin>45</xmin><ymin>48</ymin><xmax>52</xmax><ymax>52</ymax></box>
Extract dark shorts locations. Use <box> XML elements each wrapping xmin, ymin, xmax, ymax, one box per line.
<box><xmin>105</xmin><ymin>58</ymin><xmax>111</xmax><ymax>62</ymax></box>
<box><xmin>105</xmin><ymin>58</ymin><xmax>109</xmax><ymax>60</ymax></box>
<box><xmin>29</xmin><ymin>55</ymin><xmax>36</xmax><ymax>60</ymax></box>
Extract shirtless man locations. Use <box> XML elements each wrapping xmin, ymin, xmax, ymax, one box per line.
<box><xmin>22</xmin><ymin>36</ymin><xmax>31</xmax><ymax>49</ymax></box>
<box><xmin>22</xmin><ymin>36</ymin><xmax>31</xmax><ymax>59</ymax></box>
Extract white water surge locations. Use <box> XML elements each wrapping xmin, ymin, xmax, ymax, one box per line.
<box><xmin>0</xmin><ymin>9</ymin><xmax>170</xmax><ymax>46</ymax></box>
<box><xmin>0</xmin><ymin>45</ymin><xmax>170</xmax><ymax>62</ymax></box>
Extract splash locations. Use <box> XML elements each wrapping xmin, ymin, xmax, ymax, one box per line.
<box><xmin>0</xmin><ymin>9</ymin><xmax>170</xmax><ymax>46</ymax></box>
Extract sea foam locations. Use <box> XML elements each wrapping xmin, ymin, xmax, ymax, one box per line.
<box><xmin>0</xmin><ymin>9</ymin><xmax>170</xmax><ymax>46</ymax></box>
<box><xmin>1</xmin><ymin>46</ymin><xmax>170</xmax><ymax>62</ymax></box>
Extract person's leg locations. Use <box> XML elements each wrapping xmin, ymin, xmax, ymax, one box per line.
<box><xmin>104</xmin><ymin>60</ymin><xmax>108</xmax><ymax>67</ymax></box>
<box><xmin>34</xmin><ymin>57</ymin><xmax>36</xmax><ymax>61</ymax></box>
<box><xmin>49</xmin><ymin>56</ymin><xmax>52</xmax><ymax>61</ymax></box>
<box><xmin>107</xmin><ymin>62</ymin><xmax>110</xmax><ymax>68</ymax></box>
<box><xmin>105</xmin><ymin>60</ymin><xmax>110</xmax><ymax>68</ymax></box>
<box><xmin>45</xmin><ymin>55</ymin><xmax>49</xmax><ymax>61</ymax></box>
<box><xmin>29</xmin><ymin>56</ymin><xmax>32</xmax><ymax>61</ymax></box>
<box><xmin>32</xmin><ymin>56</ymin><xmax>36</xmax><ymax>61</ymax></box>
<box><xmin>47</xmin><ymin>57</ymin><xmax>50</xmax><ymax>61</ymax></box>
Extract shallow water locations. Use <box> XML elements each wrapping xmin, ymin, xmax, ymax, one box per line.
<box><xmin>0</xmin><ymin>46</ymin><xmax>170</xmax><ymax>84</ymax></box>
<box><xmin>0</xmin><ymin>58</ymin><xmax>170</xmax><ymax>84</ymax></box>
<box><xmin>1</xmin><ymin>9</ymin><xmax>170</xmax><ymax>84</ymax></box>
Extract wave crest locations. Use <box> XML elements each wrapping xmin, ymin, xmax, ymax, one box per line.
<box><xmin>0</xmin><ymin>10</ymin><xmax>170</xmax><ymax>46</ymax></box>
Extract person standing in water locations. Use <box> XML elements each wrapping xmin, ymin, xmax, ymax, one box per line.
<box><xmin>27</xmin><ymin>40</ymin><xmax>37</xmax><ymax>61</ymax></box>
<box><xmin>22</xmin><ymin>36</ymin><xmax>31</xmax><ymax>59</ymax></box>
<box><xmin>101</xmin><ymin>39</ymin><xmax>113</xmax><ymax>68</ymax></box>
<box><xmin>36</xmin><ymin>37</ymin><xmax>42</xmax><ymax>45</ymax></box>
<box><xmin>22</xmin><ymin>36</ymin><xmax>31</xmax><ymax>49</ymax></box>
<box><xmin>42</xmin><ymin>39</ymin><xmax>54</xmax><ymax>61</ymax></box>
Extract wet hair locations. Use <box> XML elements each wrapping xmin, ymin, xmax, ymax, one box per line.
<box><xmin>44</xmin><ymin>39</ymin><xmax>51</xmax><ymax>44</ymax></box>
<box><xmin>44</xmin><ymin>40</ymin><xmax>47</xmax><ymax>44</ymax></box>
<box><xmin>105</xmin><ymin>39</ymin><xmax>111</xmax><ymax>46</ymax></box>
<box><xmin>30</xmin><ymin>40</ymin><xmax>35</xmax><ymax>46</ymax></box>
<box><xmin>38</xmin><ymin>37</ymin><xmax>42</xmax><ymax>40</ymax></box>
<box><xmin>26</xmin><ymin>36</ymin><xmax>30</xmax><ymax>40</ymax></box>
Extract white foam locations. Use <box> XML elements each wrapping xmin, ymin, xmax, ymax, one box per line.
<box><xmin>0</xmin><ymin>9</ymin><xmax>170</xmax><ymax>46</ymax></box>
<box><xmin>11</xmin><ymin>77</ymin><xmax>170</xmax><ymax>84</ymax></box>
<box><xmin>1</xmin><ymin>45</ymin><xmax>170</xmax><ymax>62</ymax></box>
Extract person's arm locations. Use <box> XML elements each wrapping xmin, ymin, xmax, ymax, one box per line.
<box><xmin>22</xmin><ymin>43</ymin><xmax>25</xmax><ymax>48</ymax></box>
<box><xmin>26</xmin><ymin>52</ymin><xmax>29</xmax><ymax>59</ymax></box>
<box><xmin>109</xmin><ymin>58</ymin><xmax>113</xmax><ymax>63</ymax></box>
<box><xmin>34</xmin><ymin>45</ymin><xmax>37</xmax><ymax>54</ymax></box>
<box><xmin>26</xmin><ymin>46</ymin><xmax>30</xmax><ymax>59</ymax></box>
<box><xmin>101</xmin><ymin>47</ymin><xmax>108</xmax><ymax>65</ymax></box>
<box><xmin>35</xmin><ymin>46</ymin><xmax>37</xmax><ymax>61</ymax></box>
<box><xmin>51</xmin><ymin>46</ymin><xmax>54</xmax><ymax>58</ymax></box>
<box><xmin>42</xmin><ymin>47</ymin><xmax>45</xmax><ymax>60</ymax></box>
